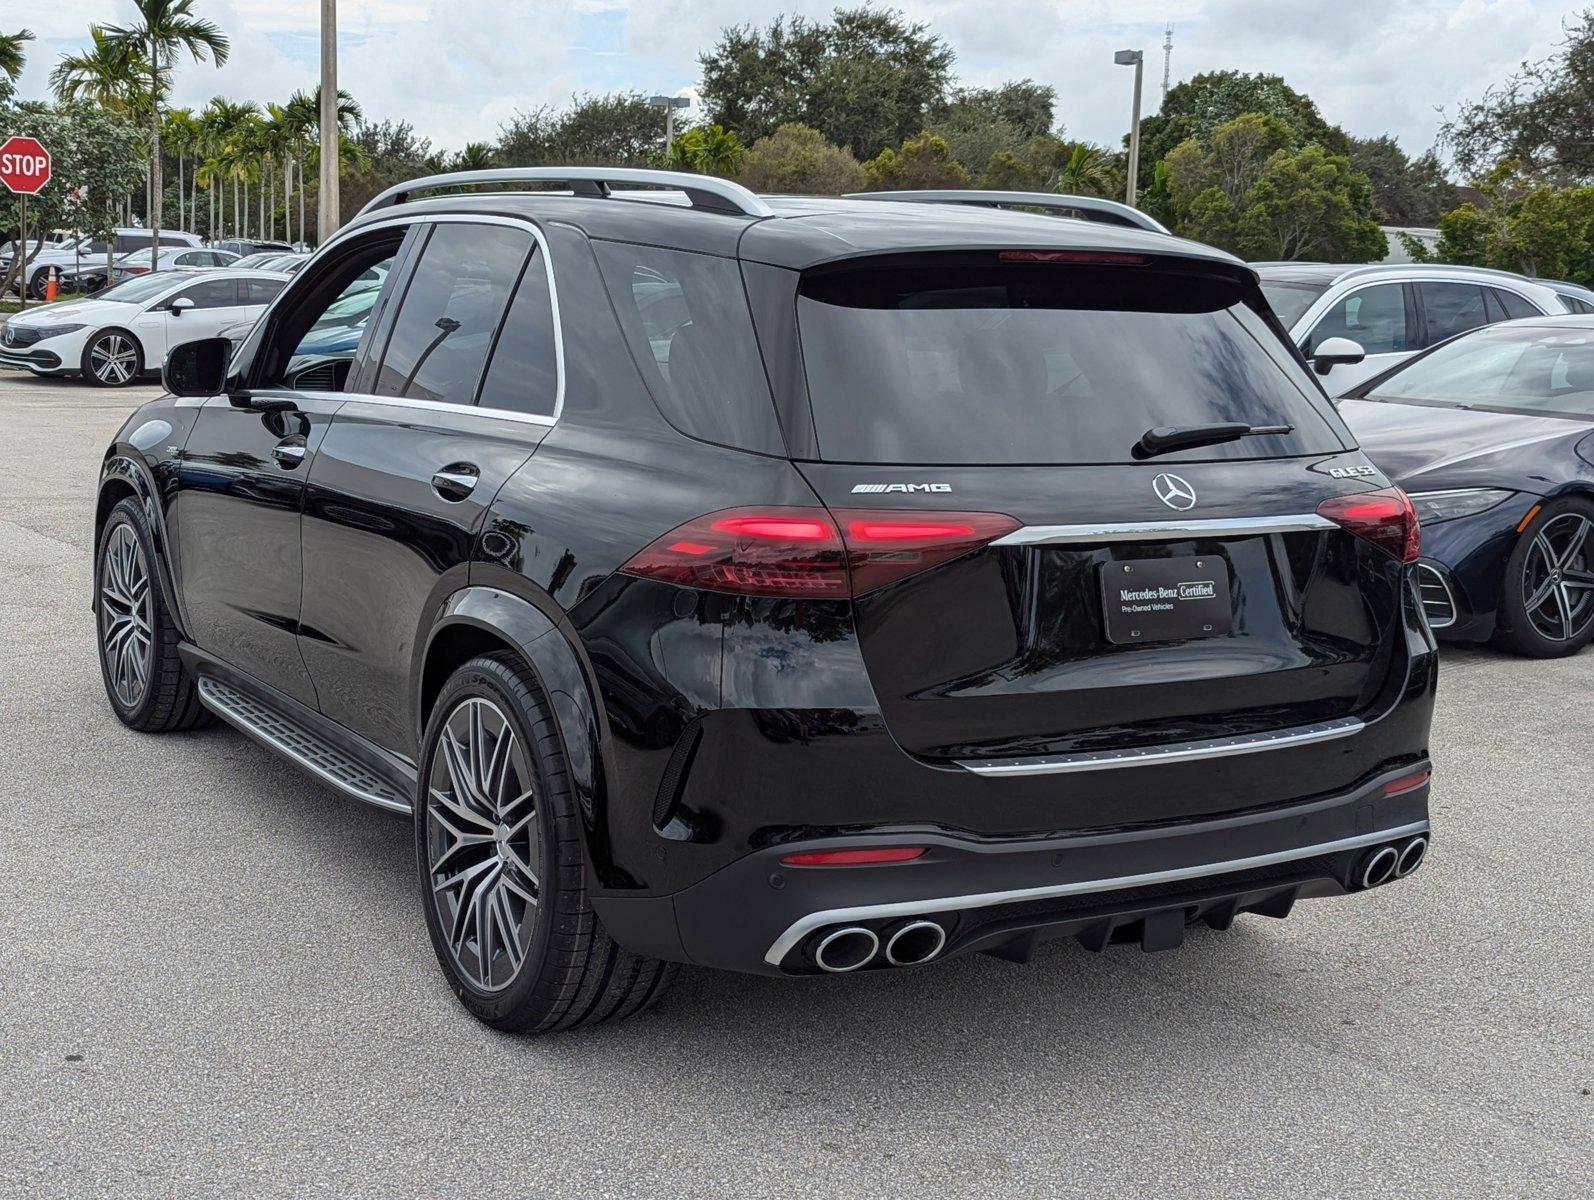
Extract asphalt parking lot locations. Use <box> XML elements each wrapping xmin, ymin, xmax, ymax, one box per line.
<box><xmin>1</xmin><ymin>371</ymin><xmax>1589</xmax><ymax>1199</ymax></box>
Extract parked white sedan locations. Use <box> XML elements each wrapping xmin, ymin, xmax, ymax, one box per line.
<box><xmin>0</xmin><ymin>268</ymin><xmax>289</xmax><ymax>387</ymax></box>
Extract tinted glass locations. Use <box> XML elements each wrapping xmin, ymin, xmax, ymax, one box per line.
<box><xmin>1420</xmin><ymin>282</ymin><xmax>1490</xmax><ymax>345</ymax></box>
<box><xmin>96</xmin><ymin>273</ymin><xmax>184</xmax><ymax>305</ymax></box>
<box><xmin>476</xmin><ymin>250</ymin><xmax>558</xmax><ymax>417</ymax></box>
<box><xmin>796</xmin><ymin>261</ymin><xmax>1343</xmax><ymax>464</ymax></box>
<box><xmin>1307</xmin><ymin>284</ymin><xmax>1408</xmax><ymax>354</ymax></box>
<box><xmin>284</xmin><ymin>251</ymin><xmax>398</xmax><ymax>390</ymax></box>
<box><xmin>1369</xmin><ymin>325</ymin><xmax>1594</xmax><ymax>416</ymax></box>
<box><xmin>175</xmin><ymin>279</ymin><xmax>239</xmax><ymax>309</ymax></box>
<box><xmin>1493</xmin><ymin>288</ymin><xmax>1541</xmax><ymax>320</ymax></box>
<box><xmin>1557</xmin><ymin>294</ymin><xmax>1594</xmax><ymax>315</ymax></box>
<box><xmin>594</xmin><ymin>242</ymin><xmax>783</xmax><ymax>453</ymax></box>
<box><xmin>1258</xmin><ymin>280</ymin><xmax>1329</xmax><ymax>329</ymax></box>
<box><xmin>245</xmin><ymin>278</ymin><xmax>285</xmax><ymax>304</ymax></box>
<box><xmin>374</xmin><ymin>223</ymin><xmax>529</xmax><ymax>403</ymax></box>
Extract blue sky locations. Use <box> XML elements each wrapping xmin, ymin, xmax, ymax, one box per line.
<box><xmin>13</xmin><ymin>2</ymin><xmax>1581</xmax><ymax>160</ymax></box>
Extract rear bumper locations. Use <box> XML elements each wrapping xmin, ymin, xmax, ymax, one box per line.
<box><xmin>595</xmin><ymin>763</ymin><xmax>1432</xmax><ymax>975</ymax></box>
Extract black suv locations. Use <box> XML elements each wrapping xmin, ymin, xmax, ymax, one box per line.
<box><xmin>95</xmin><ymin>170</ymin><xmax>1436</xmax><ymax>1032</ymax></box>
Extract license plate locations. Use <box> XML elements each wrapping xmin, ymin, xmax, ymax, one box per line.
<box><xmin>1099</xmin><ymin>555</ymin><xmax>1232</xmax><ymax>645</ymax></box>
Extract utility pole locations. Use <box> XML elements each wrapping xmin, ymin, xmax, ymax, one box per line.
<box><xmin>1115</xmin><ymin>49</ymin><xmax>1145</xmax><ymax>208</ymax></box>
<box><xmin>648</xmin><ymin>95</ymin><xmax>691</xmax><ymax>158</ymax></box>
<box><xmin>318</xmin><ymin>0</ymin><xmax>339</xmax><ymax>244</ymax></box>
<box><xmin>1162</xmin><ymin>24</ymin><xmax>1174</xmax><ymax>104</ymax></box>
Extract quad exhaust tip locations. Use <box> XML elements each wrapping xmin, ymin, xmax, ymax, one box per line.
<box><xmin>884</xmin><ymin>920</ymin><xmax>947</xmax><ymax>967</ymax></box>
<box><xmin>812</xmin><ymin>926</ymin><xmax>879</xmax><ymax>973</ymax></box>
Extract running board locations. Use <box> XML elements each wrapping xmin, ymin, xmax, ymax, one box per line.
<box><xmin>196</xmin><ymin>677</ymin><xmax>412</xmax><ymax>815</ymax></box>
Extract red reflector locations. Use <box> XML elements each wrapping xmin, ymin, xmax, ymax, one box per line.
<box><xmin>1382</xmin><ymin>769</ymin><xmax>1431</xmax><ymax>796</ymax></box>
<box><xmin>620</xmin><ymin>507</ymin><xmax>1020</xmax><ymax>598</ymax></box>
<box><xmin>780</xmin><ymin>846</ymin><xmax>926</xmax><ymax>867</ymax></box>
<box><xmin>999</xmin><ymin>249</ymin><xmax>1149</xmax><ymax>265</ymax></box>
<box><xmin>1317</xmin><ymin>486</ymin><xmax>1420</xmax><ymax>563</ymax></box>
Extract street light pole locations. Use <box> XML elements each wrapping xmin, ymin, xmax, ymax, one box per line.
<box><xmin>318</xmin><ymin>0</ymin><xmax>339</xmax><ymax>244</ymax></box>
<box><xmin>1115</xmin><ymin>49</ymin><xmax>1145</xmax><ymax>209</ymax></box>
<box><xmin>647</xmin><ymin>95</ymin><xmax>691</xmax><ymax>159</ymax></box>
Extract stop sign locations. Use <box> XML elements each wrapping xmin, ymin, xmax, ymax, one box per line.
<box><xmin>0</xmin><ymin>136</ymin><xmax>51</xmax><ymax>195</ymax></box>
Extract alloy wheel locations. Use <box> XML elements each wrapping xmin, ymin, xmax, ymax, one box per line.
<box><xmin>90</xmin><ymin>334</ymin><xmax>138</xmax><ymax>385</ymax></box>
<box><xmin>1522</xmin><ymin>512</ymin><xmax>1594</xmax><ymax>642</ymax></box>
<box><xmin>424</xmin><ymin>697</ymin><xmax>541</xmax><ymax>993</ymax></box>
<box><xmin>99</xmin><ymin>523</ymin><xmax>153</xmax><ymax>708</ymax></box>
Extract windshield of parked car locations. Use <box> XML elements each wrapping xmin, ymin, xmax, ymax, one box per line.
<box><xmin>1258</xmin><ymin>279</ymin><xmax>1331</xmax><ymax>329</ymax></box>
<box><xmin>96</xmin><ymin>273</ymin><xmax>187</xmax><ymax>305</ymax></box>
<box><xmin>796</xmin><ymin>259</ymin><xmax>1346</xmax><ymax>464</ymax></box>
<box><xmin>1365</xmin><ymin>324</ymin><xmax>1594</xmax><ymax>418</ymax></box>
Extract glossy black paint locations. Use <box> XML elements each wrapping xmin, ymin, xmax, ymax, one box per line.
<box><xmin>98</xmin><ymin>189</ymin><xmax>1437</xmax><ymax>975</ymax></box>
<box><xmin>1340</xmin><ymin>387</ymin><xmax>1594</xmax><ymax>641</ymax></box>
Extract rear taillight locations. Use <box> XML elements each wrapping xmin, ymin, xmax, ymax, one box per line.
<box><xmin>619</xmin><ymin>506</ymin><xmax>1020</xmax><ymax>598</ymax></box>
<box><xmin>779</xmin><ymin>846</ymin><xmax>926</xmax><ymax>866</ymax></box>
<box><xmin>1317</xmin><ymin>487</ymin><xmax>1420</xmax><ymax>563</ymax></box>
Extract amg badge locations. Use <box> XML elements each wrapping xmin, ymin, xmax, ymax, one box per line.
<box><xmin>850</xmin><ymin>482</ymin><xmax>952</xmax><ymax>494</ymax></box>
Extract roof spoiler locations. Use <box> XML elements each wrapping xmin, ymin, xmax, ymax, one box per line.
<box><xmin>358</xmin><ymin>168</ymin><xmax>776</xmax><ymax>219</ymax></box>
<box><xmin>843</xmin><ymin>190</ymin><xmax>1171</xmax><ymax>235</ymax></box>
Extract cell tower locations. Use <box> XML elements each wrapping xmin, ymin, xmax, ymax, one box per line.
<box><xmin>1162</xmin><ymin>24</ymin><xmax>1174</xmax><ymax>103</ymax></box>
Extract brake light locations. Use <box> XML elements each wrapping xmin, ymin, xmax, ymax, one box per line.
<box><xmin>620</xmin><ymin>506</ymin><xmax>1020</xmax><ymax>598</ymax></box>
<box><xmin>1317</xmin><ymin>487</ymin><xmax>1420</xmax><ymax>563</ymax></box>
<box><xmin>999</xmin><ymin>249</ymin><xmax>1149</xmax><ymax>265</ymax></box>
<box><xmin>780</xmin><ymin>846</ymin><xmax>926</xmax><ymax>866</ymax></box>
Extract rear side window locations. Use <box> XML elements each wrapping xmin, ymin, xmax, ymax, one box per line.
<box><xmin>1492</xmin><ymin>288</ymin><xmax>1542</xmax><ymax>320</ymax></box>
<box><xmin>374</xmin><ymin>223</ymin><xmax>530</xmax><ymax>404</ymax></box>
<box><xmin>593</xmin><ymin>242</ymin><xmax>784</xmax><ymax>454</ymax></box>
<box><xmin>245</xmin><ymin>278</ymin><xmax>285</xmax><ymax>304</ymax></box>
<box><xmin>1307</xmin><ymin>283</ymin><xmax>1409</xmax><ymax>355</ymax></box>
<box><xmin>476</xmin><ymin>250</ymin><xmax>559</xmax><ymax>417</ymax></box>
<box><xmin>796</xmin><ymin>259</ymin><xmax>1344</xmax><ymax>465</ymax></box>
<box><xmin>1420</xmin><ymin>282</ymin><xmax>1490</xmax><ymax>345</ymax></box>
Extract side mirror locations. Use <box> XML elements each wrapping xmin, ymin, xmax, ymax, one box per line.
<box><xmin>1310</xmin><ymin>336</ymin><xmax>1366</xmax><ymax>375</ymax></box>
<box><xmin>163</xmin><ymin>336</ymin><xmax>231</xmax><ymax>398</ymax></box>
<box><xmin>169</xmin><ymin>295</ymin><xmax>195</xmax><ymax>315</ymax></box>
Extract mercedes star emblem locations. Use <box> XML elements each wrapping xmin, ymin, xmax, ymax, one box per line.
<box><xmin>1153</xmin><ymin>472</ymin><xmax>1197</xmax><ymax>511</ymax></box>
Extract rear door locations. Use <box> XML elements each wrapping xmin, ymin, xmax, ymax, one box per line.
<box><xmin>297</xmin><ymin>218</ymin><xmax>560</xmax><ymax>756</ymax></box>
<box><xmin>777</xmin><ymin>253</ymin><xmax>1409</xmax><ymax>765</ymax></box>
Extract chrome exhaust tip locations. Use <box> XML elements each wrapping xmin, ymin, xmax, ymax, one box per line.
<box><xmin>812</xmin><ymin>926</ymin><xmax>879</xmax><ymax>973</ymax></box>
<box><xmin>1359</xmin><ymin>845</ymin><xmax>1399</xmax><ymax>889</ymax></box>
<box><xmin>883</xmin><ymin>920</ymin><xmax>947</xmax><ymax>967</ymax></box>
<box><xmin>1395</xmin><ymin>836</ymin><xmax>1428</xmax><ymax>878</ymax></box>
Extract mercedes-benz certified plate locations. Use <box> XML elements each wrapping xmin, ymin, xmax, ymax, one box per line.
<box><xmin>1100</xmin><ymin>555</ymin><xmax>1233</xmax><ymax>644</ymax></box>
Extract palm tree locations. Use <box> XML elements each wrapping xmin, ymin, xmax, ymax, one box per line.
<box><xmin>450</xmin><ymin>142</ymin><xmax>497</xmax><ymax>171</ymax></box>
<box><xmin>200</xmin><ymin>97</ymin><xmax>254</xmax><ymax>240</ymax></box>
<box><xmin>164</xmin><ymin>108</ymin><xmax>201</xmax><ymax>232</ymax></box>
<box><xmin>50</xmin><ymin>27</ymin><xmax>149</xmax><ymax>111</ymax></box>
<box><xmin>0</xmin><ymin>28</ymin><xmax>33</xmax><ymax>85</ymax></box>
<box><xmin>285</xmin><ymin>86</ymin><xmax>360</xmax><ymax>245</ymax></box>
<box><xmin>102</xmin><ymin>0</ymin><xmax>229</xmax><ymax>258</ymax></box>
<box><xmin>1056</xmin><ymin>144</ymin><xmax>1116</xmax><ymax>198</ymax></box>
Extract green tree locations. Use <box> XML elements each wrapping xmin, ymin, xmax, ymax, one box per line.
<box><xmin>496</xmin><ymin>93</ymin><xmax>665</xmax><ymax>167</ymax></box>
<box><xmin>1055</xmin><ymin>143</ymin><xmax>1118</xmax><ymax>197</ymax></box>
<box><xmin>50</xmin><ymin>27</ymin><xmax>150</xmax><ymax>112</ymax></box>
<box><xmin>671</xmin><ymin>124</ymin><xmax>745</xmax><ymax>176</ymax></box>
<box><xmin>1423</xmin><ymin>163</ymin><xmax>1594</xmax><ymax>282</ymax></box>
<box><xmin>1348</xmin><ymin>135</ymin><xmax>1458</xmax><ymax>225</ymax></box>
<box><xmin>736</xmin><ymin>122</ymin><xmax>864</xmax><ymax>194</ymax></box>
<box><xmin>101</xmin><ymin>0</ymin><xmax>229</xmax><ymax>258</ymax></box>
<box><xmin>450</xmin><ymin>141</ymin><xmax>497</xmax><ymax>171</ymax></box>
<box><xmin>0</xmin><ymin>28</ymin><xmax>33</xmax><ymax>94</ymax></box>
<box><xmin>699</xmin><ymin>6</ymin><xmax>955</xmax><ymax>159</ymax></box>
<box><xmin>926</xmin><ymin>80</ymin><xmax>1058</xmax><ymax>182</ymax></box>
<box><xmin>1137</xmin><ymin>70</ymin><xmax>1349</xmax><ymax>184</ymax></box>
<box><xmin>1443</xmin><ymin>9</ymin><xmax>1594</xmax><ymax>182</ymax></box>
<box><xmin>862</xmin><ymin>131</ymin><xmax>970</xmax><ymax>190</ymax></box>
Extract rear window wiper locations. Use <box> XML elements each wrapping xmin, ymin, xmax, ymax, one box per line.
<box><xmin>1133</xmin><ymin>422</ymin><xmax>1294</xmax><ymax>460</ymax></box>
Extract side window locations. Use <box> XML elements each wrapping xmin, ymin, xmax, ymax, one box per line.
<box><xmin>1492</xmin><ymin>288</ymin><xmax>1541</xmax><ymax>320</ymax></box>
<box><xmin>1420</xmin><ymin>282</ymin><xmax>1490</xmax><ymax>345</ymax></box>
<box><xmin>1306</xmin><ymin>283</ymin><xmax>1410</xmax><ymax>355</ymax></box>
<box><xmin>245</xmin><ymin>278</ymin><xmax>285</xmax><ymax>304</ymax></box>
<box><xmin>176</xmin><ymin>252</ymin><xmax>203</xmax><ymax>267</ymax></box>
<box><xmin>373</xmin><ymin>223</ymin><xmax>530</xmax><ymax>404</ymax></box>
<box><xmin>476</xmin><ymin>249</ymin><xmax>559</xmax><ymax>417</ymax></box>
<box><xmin>174</xmin><ymin>278</ymin><xmax>240</xmax><ymax>309</ymax></box>
<box><xmin>275</xmin><ymin>244</ymin><xmax>402</xmax><ymax>392</ymax></box>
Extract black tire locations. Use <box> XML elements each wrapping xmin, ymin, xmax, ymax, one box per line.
<box><xmin>1493</xmin><ymin>496</ymin><xmax>1594</xmax><ymax>658</ymax></box>
<box><xmin>80</xmin><ymin>328</ymin><xmax>144</xmax><ymax>388</ymax></box>
<box><xmin>28</xmin><ymin>272</ymin><xmax>48</xmax><ymax>300</ymax></box>
<box><xmin>416</xmin><ymin>652</ymin><xmax>676</xmax><ymax>1032</ymax></box>
<box><xmin>95</xmin><ymin>498</ymin><xmax>212</xmax><ymax>732</ymax></box>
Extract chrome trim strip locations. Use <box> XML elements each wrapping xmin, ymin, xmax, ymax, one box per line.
<box><xmin>1415</xmin><ymin>563</ymin><xmax>1458</xmax><ymax>630</ymax></box>
<box><xmin>958</xmin><ymin>716</ymin><xmax>1365</xmax><ymax>777</ymax></box>
<box><xmin>762</xmin><ymin>820</ymin><xmax>1430</xmax><ymax>966</ymax></box>
<box><xmin>992</xmin><ymin>513</ymin><xmax>1337</xmax><ymax>546</ymax></box>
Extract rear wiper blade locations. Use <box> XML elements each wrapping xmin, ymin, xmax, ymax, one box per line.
<box><xmin>1133</xmin><ymin>422</ymin><xmax>1294</xmax><ymax>460</ymax></box>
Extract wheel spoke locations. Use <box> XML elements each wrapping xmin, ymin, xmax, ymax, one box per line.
<box><xmin>1557</xmin><ymin>519</ymin><xmax>1590</xmax><ymax>569</ymax></box>
<box><xmin>492</xmin><ymin>887</ymin><xmax>523</xmax><ymax>972</ymax></box>
<box><xmin>1554</xmin><ymin>585</ymin><xmax>1575</xmax><ymax>639</ymax></box>
<box><xmin>1525</xmin><ymin>575</ymin><xmax>1557</xmax><ymax>612</ymax></box>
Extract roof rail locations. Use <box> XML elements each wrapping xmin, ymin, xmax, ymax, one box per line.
<box><xmin>358</xmin><ymin>167</ymin><xmax>777</xmax><ymax>219</ymax></box>
<box><xmin>1330</xmin><ymin>261</ymin><xmax>1545</xmax><ymax>286</ymax></box>
<box><xmin>844</xmin><ymin>189</ymin><xmax>1171</xmax><ymax>235</ymax></box>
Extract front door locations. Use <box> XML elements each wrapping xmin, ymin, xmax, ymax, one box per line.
<box><xmin>1303</xmin><ymin>282</ymin><xmax>1416</xmax><ymax>395</ymax></box>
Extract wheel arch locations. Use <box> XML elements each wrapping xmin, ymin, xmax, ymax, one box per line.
<box><xmin>96</xmin><ymin>453</ymin><xmax>187</xmax><ymax>638</ymax></box>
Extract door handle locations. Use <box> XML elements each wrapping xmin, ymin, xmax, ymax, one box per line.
<box><xmin>431</xmin><ymin>464</ymin><xmax>479</xmax><ymax>502</ymax></box>
<box><xmin>272</xmin><ymin>437</ymin><xmax>307</xmax><ymax>469</ymax></box>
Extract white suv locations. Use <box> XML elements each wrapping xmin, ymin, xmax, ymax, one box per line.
<box><xmin>1254</xmin><ymin>263</ymin><xmax>1563</xmax><ymax>394</ymax></box>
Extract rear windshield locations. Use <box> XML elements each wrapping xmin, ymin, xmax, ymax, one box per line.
<box><xmin>796</xmin><ymin>261</ymin><xmax>1345</xmax><ymax>464</ymax></box>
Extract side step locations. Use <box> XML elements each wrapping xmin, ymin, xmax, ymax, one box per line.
<box><xmin>196</xmin><ymin>677</ymin><xmax>412</xmax><ymax>815</ymax></box>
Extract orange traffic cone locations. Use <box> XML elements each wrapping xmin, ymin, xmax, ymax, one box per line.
<box><xmin>44</xmin><ymin>265</ymin><xmax>58</xmax><ymax>303</ymax></box>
